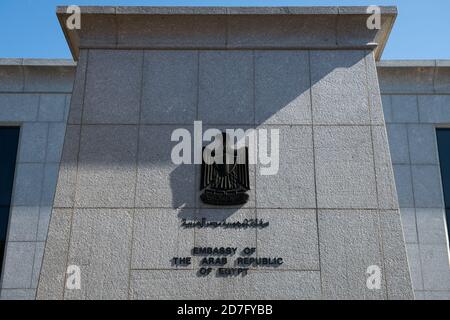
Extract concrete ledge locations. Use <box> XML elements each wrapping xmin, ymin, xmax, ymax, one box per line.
<box><xmin>0</xmin><ymin>59</ymin><xmax>75</xmax><ymax>93</ymax></box>
<box><xmin>0</xmin><ymin>59</ymin><xmax>76</xmax><ymax>67</ymax></box>
<box><xmin>56</xmin><ymin>6</ymin><xmax>397</xmax><ymax>15</ymax></box>
<box><xmin>377</xmin><ymin>60</ymin><xmax>449</xmax><ymax>68</ymax></box>
<box><xmin>378</xmin><ymin>60</ymin><xmax>450</xmax><ymax>94</ymax></box>
<box><xmin>3</xmin><ymin>57</ymin><xmax>448</xmax><ymax>95</ymax></box>
<box><xmin>56</xmin><ymin>6</ymin><xmax>397</xmax><ymax>61</ymax></box>
<box><xmin>437</xmin><ymin>60</ymin><xmax>450</xmax><ymax>67</ymax></box>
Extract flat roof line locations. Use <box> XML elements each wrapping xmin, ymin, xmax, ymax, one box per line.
<box><xmin>378</xmin><ymin>60</ymin><xmax>450</xmax><ymax>68</ymax></box>
<box><xmin>56</xmin><ymin>6</ymin><xmax>398</xmax><ymax>15</ymax></box>
<box><xmin>0</xmin><ymin>58</ymin><xmax>76</xmax><ymax>67</ymax></box>
<box><xmin>1</xmin><ymin>59</ymin><xmax>448</xmax><ymax>69</ymax></box>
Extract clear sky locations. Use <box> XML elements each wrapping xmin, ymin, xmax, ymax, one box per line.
<box><xmin>0</xmin><ymin>0</ymin><xmax>449</xmax><ymax>61</ymax></box>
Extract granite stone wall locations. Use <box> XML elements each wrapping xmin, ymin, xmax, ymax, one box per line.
<box><xmin>3</xmin><ymin>58</ymin><xmax>449</xmax><ymax>300</ymax></box>
<box><xmin>0</xmin><ymin>59</ymin><xmax>74</xmax><ymax>299</ymax></box>
<box><xmin>379</xmin><ymin>61</ymin><xmax>450</xmax><ymax>300</ymax></box>
<box><xmin>36</xmin><ymin>47</ymin><xmax>413</xmax><ymax>299</ymax></box>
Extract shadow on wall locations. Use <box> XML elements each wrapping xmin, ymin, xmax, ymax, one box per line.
<box><xmin>165</xmin><ymin>50</ymin><xmax>368</xmax><ymax>221</ymax></box>
<box><xmin>69</xmin><ymin>49</ymin><xmax>366</xmax><ymax>221</ymax></box>
<box><xmin>53</xmin><ymin>49</ymin><xmax>370</xmax><ymax>223</ymax></box>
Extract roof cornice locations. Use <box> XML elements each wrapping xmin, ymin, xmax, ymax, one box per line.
<box><xmin>56</xmin><ymin>6</ymin><xmax>397</xmax><ymax>61</ymax></box>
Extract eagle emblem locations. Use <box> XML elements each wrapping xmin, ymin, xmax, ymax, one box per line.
<box><xmin>200</xmin><ymin>132</ymin><xmax>250</xmax><ymax>205</ymax></box>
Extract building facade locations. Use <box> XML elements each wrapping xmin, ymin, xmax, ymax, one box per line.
<box><xmin>0</xmin><ymin>6</ymin><xmax>448</xmax><ymax>300</ymax></box>
<box><xmin>378</xmin><ymin>61</ymin><xmax>450</xmax><ymax>299</ymax></box>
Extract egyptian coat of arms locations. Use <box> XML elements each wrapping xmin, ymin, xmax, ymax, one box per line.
<box><xmin>200</xmin><ymin>132</ymin><xmax>250</xmax><ymax>205</ymax></box>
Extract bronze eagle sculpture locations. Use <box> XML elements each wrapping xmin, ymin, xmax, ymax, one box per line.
<box><xmin>200</xmin><ymin>132</ymin><xmax>250</xmax><ymax>205</ymax></box>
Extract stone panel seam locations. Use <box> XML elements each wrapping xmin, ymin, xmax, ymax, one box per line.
<box><xmin>36</xmin><ymin>95</ymin><xmax>42</xmax><ymax>123</ymax></box>
<box><xmin>405</xmin><ymin>206</ymin><xmax>447</xmax><ymax>209</ymax></box>
<box><xmin>61</xmin><ymin>158</ymin><xmax>76</xmax><ymax>298</ymax></box>
<box><xmin>18</xmin><ymin>161</ymin><xmax>61</xmax><ymax>165</ymax></box>
<box><xmin>36</xmin><ymin>123</ymin><xmax>51</xmax><ymax>234</ymax></box>
<box><xmin>416</xmin><ymin>95</ymin><xmax>421</xmax><ymax>123</ymax></box>
<box><xmin>2</xmin><ymin>240</ymin><xmax>47</xmax><ymax>244</ymax></box>
<box><xmin>35</xmin><ymin>60</ymin><xmax>80</xmax><ymax>296</ymax></box>
<box><xmin>29</xmin><ymin>121</ymin><xmax>51</xmax><ymax>290</ymax></box>
<box><xmin>23</xmin><ymin>66</ymin><xmax>29</xmax><ymax>94</ymax></box>
<box><xmin>365</xmin><ymin>50</ymin><xmax>389</xmax><ymax>299</ymax></box>
<box><xmin>62</xmin><ymin>49</ymin><xmax>90</xmax><ymax>300</ymax></box>
<box><xmin>128</xmin><ymin>50</ymin><xmax>145</xmax><ymax>299</ymax></box>
<box><xmin>432</xmin><ymin>65</ymin><xmax>438</xmax><ymax>95</ymax></box>
<box><xmin>308</xmin><ymin>50</ymin><xmax>322</xmax><ymax>297</ymax></box>
<box><xmin>20</xmin><ymin>65</ymin><xmax>25</xmax><ymax>92</ymax></box>
<box><xmin>0</xmin><ymin>122</ymin><xmax>68</xmax><ymax>128</ymax></box>
<box><xmin>129</xmin><ymin>268</ymin><xmax>321</xmax><ymax>272</ymax></box>
<box><xmin>0</xmin><ymin>287</ymin><xmax>40</xmax><ymax>290</ymax></box>
<box><xmin>52</xmin><ymin>206</ymin><xmax>395</xmax><ymax>210</ymax></box>
<box><xmin>29</xmin><ymin>242</ymin><xmax>40</xmax><ymax>290</ymax></box>
<box><xmin>194</xmin><ymin>50</ymin><xmax>200</xmax><ymax>247</ymax></box>
<box><xmin>225</xmin><ymin>16</ymin><xmax>229</xmax><ymax>48</ymax></box>
<box><xmin>364</xmin><ymin>51</ymin><xmax>381</xmax><ymax>209</ymax></box>
<box><xmin>405</xmin><ymin>120</ymin><xmax>426</xmax><ymax>291</ymax></box>
<box><xmin>80</xmin><ymin>45</ymin><xmax>379</xmax><ymax>51</ymax></box>
<box><xmin>195</xmin><ymin>50</ymin><xmax>200</xmax><ymax>211</ymax></box>
<box><xmin>376</xmin><ymin>213</ymin><xmax>388</xmax><ymax>299</ymax></box>
<box><xmin>114</xmin><ymin>7</ymin><xmax>119</xmax><ymax>48</ymax></box>
<box><xmin>63</xmin><ymin>95</ymin><xmax>69</xmax><ymax>123</ymax></box>
<box><xmin>333</xmin><ymin>15</ymin><xmax>339</xmax><ymax>47</ymax></box>
<box><xmin>61</xmin><ymin>123</ymin><xmax>390</xmax><ymax>127</ymax></box>
<box><xmin>252</xmin><ymin>50</ymin><xmax>259</xmax><ymax>259</ymax></box>
<box><xmin>387</xmin><ymin>122</ymin><xmax>424</xmax><ymax>126</ymax></box>
<box><xmin>0</xmin><ymin>91</ymin><xmax>73</xmax><ymax>94</ymax></box>
<box><xmin>386</xmin><ymin>94</ymin><xmax>393</xmax><ymax>122</ymax></box>
<box><xmin>416</xmin><ymin>289</ymin><xmax>450</xmax><ymax>292</ymax></box>
<box><xmin>381</xmin><ymin>93</ymin><xmax>450</xmax><ymax>96</ymax></box>
<box><xmin>252</xmin><ymin>50</ymin><xmax>256</xmax><ymax>127</ymax></box>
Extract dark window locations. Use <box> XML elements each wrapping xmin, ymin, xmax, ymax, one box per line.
<box><xmin>0</xmin><ymin>127</ymin><xmax>20</xmax><ymax>277</ymax></box>
<box><xmin>436</xmin><ymin>128</ymin><xmax>450</xmax><ymax>245</ymax></box>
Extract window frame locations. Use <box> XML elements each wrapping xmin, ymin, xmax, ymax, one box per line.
<box><xmin>0</xmin><ymin>126</ymin><xmax>21</xmax><ymax>281</ymax></box>
<box><xmin>435</xmin><ymin>127</ymin><xmax>450</xmax><ymax>249</ymax></box>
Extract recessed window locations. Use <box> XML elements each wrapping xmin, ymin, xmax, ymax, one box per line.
<box><xmin>0</xmin><ymin>127</ymin><xmax>20</xmax><ymax>277</ymax></box>
<box><xmin>436</xmin><ymin>128</ymin><xmax>450</xmax><ymax>246</ymax></box>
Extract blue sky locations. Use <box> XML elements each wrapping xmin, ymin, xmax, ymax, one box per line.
<box><xmin>0</xmin><ymin>0</ymin><xmax>449</xmax><ymax>60</ymax></box>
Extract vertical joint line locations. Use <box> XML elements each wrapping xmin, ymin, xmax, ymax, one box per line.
<box><xmin>365</xmin><ymin>51</ymin><xmax>381</xmax><ymax>209</ymax></box>
<box><xmin>225</xmin><ymin>16</ymin><xmax>229</xmax><ymax>48</ymax></box>
<box><xmin>21</xmin><ymin>64</ymin><xmax>26</xmax><ymax>92</ymax></box>
<box><xmin>405</xmin><ymin>121</ymin><xmax>426</xmax><ymax>291</ymax></box>
<box><xmin>194</xmin><ymin>50</ymin><xmax>201</xmax><ymax>250</ymax></box>
<box><xmin>128</xmin><ymin>50</ymin><xmax>145</xmax><ymax>299</ymax></box>
<box><xmin>364</xmin><ymin>50</ymin><xmax>388</xmax><ymax>299</ymax></box>
<box><xmin>416</xmin><ymin>95</ymin><xmax>421</xmax><ymax>123</ymax></box>
<box><xmin>62</xmin><ymin>48</ymin><xmax>90</xmax><ymax>299</ymax></box>
<box><xmin>252</xmin><ymin>50</ymin><xmax>258</xmax><ymax>257</ymax></box>
<box><xmin>308</xmin><ymin>50</ymin><xmax>322</xmax><ymax>296</ymax></box>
